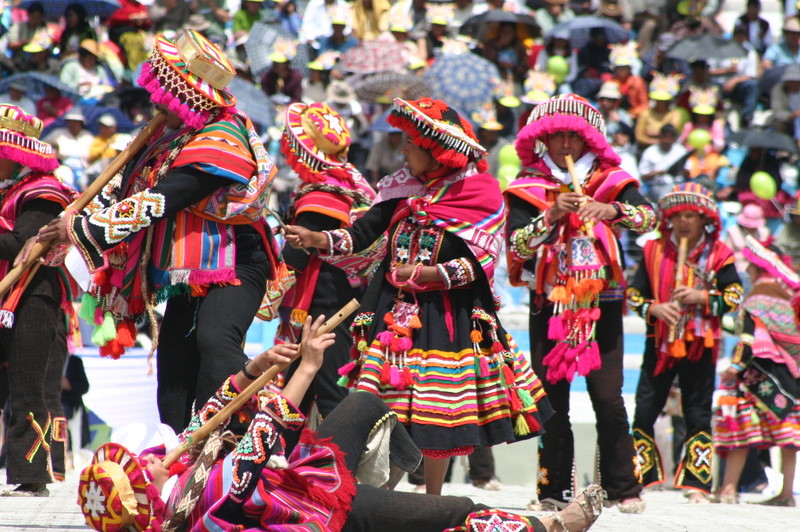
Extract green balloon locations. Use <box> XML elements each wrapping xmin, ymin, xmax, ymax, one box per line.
<box><xmin>547</xmin><ymin>56</ymin><xmax>569</xmax><ymax>83</ymax></box>
<box><xmin>497</xmin><ymin>164</ymin><xmax>519</xmax><ymax>190</ymax></box>
<box><xmin>750</xmin><ymin>171</ymin><xmax>777</xmax><ymax>200</ymax></box>
<box><xmin>687</xmin><ymin>128</ymin><xmax>711</xmax><ymax>150</ymax></box>
<box><xmin>498</xmin><ymin>144</ymin><xmax>521</xmax><ymax>168</ymax></box>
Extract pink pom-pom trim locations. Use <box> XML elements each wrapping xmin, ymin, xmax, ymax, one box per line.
<box><xmin>137</xmin><ymin>61</ymin><xmax>211</xmax><ymax>129</ymax></box>
<box><xmin>515</xmin><ymin>113</ymin><xmax>621</xmax><ymax>168</ymax></box>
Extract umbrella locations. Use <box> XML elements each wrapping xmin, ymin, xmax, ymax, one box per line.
<box><xmin>729</xmin><ymin>129</ymin><xmax>798</xmax><ymax>154</ymax></box>
<box><xmin>229</xmin><ymin>77</ymin><xmax>275</xmax><ymax>129</ymax></box>
<box><xmin>368</xmin><ymin>109</ymin><xmax>402</xmax><ymax>133</ymax></box>
<box><xmin>339</xmin><ymin>38</ymin><xmax>410</xmax><ymax>75</ymax></box>
<box><xmin>0</xmin><ymin>72</ymin><xmax>81</xmax><ymax>102</ymax></box>
<box><xmin>19</xmin><ymin>0</ymin><xmax>120</xmax><ymax>20</ymax></box>
<box><xmin>759</xmin><ymin>65</ymin><xmax>787</xmax><ymax>98</ymax></box>
<box><xmin>42</xmin><ymin>104</ymin><xmax>136</xmax><ymax>137</ymax></box>
<box><xmin>458</xmin><ymin>9</ymin><xmax>541</xmax><ymax>41</ymax></box>
<box><xmin>245</xmin><ymin>22</ymin><xmax>309</xmax><ymax>79</ymax></box>
<box><xmin>665</xmin><ymin>34</ymin><xmax>747</xmax><ymax>62</ymax></box>
<box><xmin>352</xmin><ymin>72</ymin><xmax>430</xmax><ymax>102</ymax></box>
<box><xmin>424</xmin><ymin>52</ymin><xmax>500</xmax><ymax>118</ymax></box>
<box><xmin>545</xmin><ymin>16</ymin><xmax>630</xmax><ymax>50</ymax></box>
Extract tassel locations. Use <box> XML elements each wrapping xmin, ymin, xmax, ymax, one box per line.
<box><xmin>408</xmin><ymin>314</ymin><xmax>422</xmax><ymax>329</ymax></box>
<box><xmin>401</xmin><ymin>366</ymin><xmax>414</xmax><ymax>388</ymax></box>
<box><xmin>391</xmin><ymin>336</ymin><xmax>402</xmax><ymax>353</ymax></box>
<box><xmin>377</xmin><ymin>330</ymin><xmax>395</xmax><ymax>346</ymax></box>
<box><xmin>586</xmin><ymin>341</ymin><xmax>601</xmax><ymax>372</ymax></box>
<box><xmin>501</xmin><ymin>364</ymin><xmax>516</xmax><ymax>388</ymax></box>
<box><xmin>514</xmin><ymin>414</ymin><xmax>530</xmax><ymax>436</ymax></box>
<box><xmin>704</xmin><ymin>328</ymin><xmax>714</xmax><ymax>348</ymax></box>
<box><xmin>379</xmin><ymin>362</ymin><xmax>391</xmax><ymax>385</ymax></box>
<box><xmin>470</xmin><ymin>329</ymin><xmax>483</xmax><ymax>343</ymax></box>
<box><xmin>492</xmin><ymin>341</ymin><xmax>504</xmax><ymax>354</ymax></box>
<box><xmin>389</xmin><ymin>366</ymin><xmax>402</xmax><ymax>387</ymax></box>
<box><xmin>290</xmin><ymin>308</ymin><xmax>308</xmax><ymax>326</ymax></box>
<box><xmin>686</xmin><ymin>328</ymin><xmax>695</xmax><ymax>342</ymax></box>
<box><xmin>474</xmin><ymin>355</ymin><xmax>483</xmax><ymax>376</ymax></box>
<box><xmin>384</xmin><ymin>312</ymin><xmax>395</xmax><ymax>325</ymax></box>
<box><xmin>168</xmin><ymin>462</ymin><xmax>188</xmax><ymax>477</ymax></box>
<box><xmin>479</xmin><ymin>355</ymin><xmax>490</xmax><ymax>378</ymax></box>
<box><xmin>115</xmin><ymin>320</ymin><xmax>137</xmax><ymax>348</ymax></box>
<box><xmin>508</xmin><ymin>389</ymin><xmax>523</xmax><ymax>413</ymax></box>
<box><xmin>518</xmin><ymin>388</ymin><xmax>534</xmax><ymax>408</ymax></box>
<box><xmin>396</xmin><ymin>336</ymin><xmax>413</xmax><ymax>352</ymax></box>
<box><xmin>78</xmin><ymin>293</ymin><xmax>98</xmax><ymax>324</ymax></box>
<box><xmin>337</xmin><ymin>360</ymin><xmax>357</xmax><ymax>376</ymax></box>
<box><xmin>94</xmin><ymin>305</ymin><xmax>104</xmax><ymax>325</ymax></box>
<box><xmin>548</xmin><ymin>315</ymin><xmax>565</xmax><ymax>341</ymax></box>
<box><xmin>337</xmin><ymin>375</ymin><xmax>351</xmax><ymax>388</ymax></box>
<box><xmin>524</xmin><ymin>412</ymin><xmax>541</xmax><ymax>433</ymax></box>
<box><xmin>357</xmin><ymin>339</ymin><xmax>368</xmax><ymax>351</ymax></box>
<box><xmin>542</xmin><ymin>341</ymin><xmax>569</xmax><ymax>369</ymax></box>
<box><xmin>669</xmin><ymin>339</ymin><xmax>686</xmax><ymax>358</ymax></box>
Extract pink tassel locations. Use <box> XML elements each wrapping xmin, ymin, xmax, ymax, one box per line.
<box><xmin>396</xmin><ymin>336</ymin><xmax>413</xmax><ymax>352</ymax></box>
<box><xmin>565</xmin><ymin>359</ymin><xmax>578</xmax><ymax>383</ymax></box>
<box><xmin>543</xmin><ymin>342</ymin><xmax>568</xmax><ymax>368</ymax></box>
<box><xmin>389</xmin><ymin>366</ymin><xmax>402</xmax><ymax>387</ymax></box>
<box><xmin>377</xmin><ymin>331</ymin><xmax>394</xmax><ymax>346</ymax></box>
<box><xmin>588</xmin><ymin>307</ymin><xmax>601</xmax><ymax>321</ymax></box>
<box><xmin>548</xmin><ymin>315</ymin><xmax>565</xmax><ymax>341</ymax></box>
<box><xmin>725</xmin><ymin>416</ymin><xmax>739</xmax><ymax>432</ymax></box>
<box><xmin>586</xmin><ymin>341</ymin><xmax>601</xmax><ymax>372</ymax></box>
<box><xmin>94</xmin><ymin>306</ymin><xmax>104</xmax><ymax>325</ymax></box>
<box><xmin>492</xmin><ymin>341</ymin><xmax>504</xmax><ymax>354</ymax></box>
<box><xmin>479</xmin><ymin>356</ymin><xmax>490</xmax><ymax>377</ymax></box>
<box><xmin>443</xmin><ymin>294</ymin><xmax>455</xmax><ymax>342</ymax></box>
<box><xmin>337</xmin><ymin>360</ymin><xmax>357</xmax><ymax>376</ymax></box>
<box><xmin>561</xmin><ymin>308</ymin><xmax>575</xmax><ymax>322</ymax></box>
<box><xmin>501</xmin><ymin>364</ymin><xmax>516</xmax><ymax>387</ymax></box>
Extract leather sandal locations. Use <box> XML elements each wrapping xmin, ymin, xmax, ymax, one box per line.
<box><xmin>549</xmin><ymin>484</ymin><xmax>605</xmax><ymax>531</ymax></box>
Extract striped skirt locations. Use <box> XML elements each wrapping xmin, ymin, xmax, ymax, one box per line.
<box><xmin>714</xmin><ymin>399</ymin><xmax>800</xmax><ymax>455</ymax></box>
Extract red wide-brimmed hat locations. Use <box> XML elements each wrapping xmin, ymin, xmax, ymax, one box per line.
<box><xmin>281</xmin><ymin>102</ymin><xmax>351</xmax><ymax>181</ymax></box>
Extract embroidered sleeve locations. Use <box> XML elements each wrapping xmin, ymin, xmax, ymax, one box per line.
<box><xmin>508</xmin><ymin>213</ymin><xmax>555</xmax><ymax>261</ymax></box>
<box><xmin>435</xmin><ymin>257</ymin><xmax>477</xmax><ymax>289</ymax></box>
<box><xmin>320</xmin><ymin>228</ymin><xmax>354</xmax><ymax>257</ymax></box>
<box><xmin>82</xmin><ymin>173</ymin><xmax>123</xmax><ymax>215</ymax></box>
<box><xmin>611</xmin><ymin>201</ymin><xmax>657</xmax><ymax>232</ymax></box>
<box><xmin>731</xmin><ymin>313</ymin><xmax>755</xmax><ymax>371</ymax></box>
<box><xmin>320</xmin><ymin>198</ymin><xmax>400</xmax><ymax>255</ymax></box>
<box><xmin>180</xmin><ymin>377</ymin><xmax>244</xmax><ymax>440</ymax></box>
<box><xmin>625</xmin><ymin>260</ymin><xmax>656</xmax><ymax>323</ymax></box>
<box><xmin>706</xmin><ymin>263</ymin><xmax>744</xmax><ymax>316</ymax></box>
<box><xmin>225</xmin><ymin>392</ymin><xmax>304</xmax><ymax>504</ymax></box>
<box><xmin>67</xmin><ymin>167</ymin><xmax>228</xmax><ymax>271</ymax></box>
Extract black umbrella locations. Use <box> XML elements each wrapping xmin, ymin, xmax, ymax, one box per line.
<box><xmin>729</xmin><ymin>129</ymin><xmax>798</xmax><ymax>154</ymax></box>
<box><xmin>759</xmin><ymin>65</ymin><xmax>787</xmax><ymax>98</ymax></box>
<box><xmin>665</xmin><ymin>34</ymin><xmax>747</xmax><ymax>62</ymax></box>
<box><xmin>458</xmin><ymin>10</ymin><xmax>541</xmax><ymax>41</ymax></box>
<box><xmin>545</xmin><ymin>16</ymin><xmax>629</xmax><ymax>50</ymax></box>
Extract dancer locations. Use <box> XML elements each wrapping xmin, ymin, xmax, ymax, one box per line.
<box><xmin>77</xmin><ymin>315</ymin><xmax>604</xmax><ymax>532</ymax></box>
<box><xmin>505</xmin><ymin>94</ymin><xmax>655</xmax><ymax>513</ymax></box>
<box><xmin>627</xmin><ymin>184</ymin><xmax>743</xmax><ymax>502</ymax></box>
<box><xmin>278</xmin><ymin>101</ymin><xmax>383</xmax><ymax>445</ymax></box>
<box><xmin>0</xmin><ymin>105</ymin><xmax>76</xmax><ymax>496</ymax></box>
<box><xmin>33</xmin><ymin>30</ymin><xmax>279</xmax><ymax>433</ymax></box>
<box><xmin>285</xmin><ymin>97</ymin><xmax>551</xmax><ymax>495</ymax></box>
<box><xmin>714</xmin><ymin>237</ymin><xmax>800</xmax><ymax>506</ymax></box>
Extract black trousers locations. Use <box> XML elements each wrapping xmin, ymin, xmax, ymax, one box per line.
<box><xmin>157</xmin><ymin>260</ymin><xmax>268</xmax><ymax>432</ymax></box>
<box><xmin>633</xmin><ymin>342</ymin><xmax>716</xmax><ymax>491</ymax></box>
<box><xmin>530</xmin><ymin>298</ymin><xmax>642</xmax><ymax>501</ymax></box>
<box><xmin>0</xmin><ymin>294</ymin><xmax>67</xmax><ymax>485</ymax></box>
<box><xmin>322</xmin><ymin>392</ymin><xmax>546</xmax><ymax>532</ymax></box>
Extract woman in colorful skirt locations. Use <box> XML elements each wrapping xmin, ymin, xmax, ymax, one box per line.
<box><xmin>714</xmin><ymin>236</ymin><xmax>800</xmax><ymax>506</ymax></box>
<box><xmin>286</xmin><ymin>97</ymin><xmax>551</xmax><ymax>495</ymax></box>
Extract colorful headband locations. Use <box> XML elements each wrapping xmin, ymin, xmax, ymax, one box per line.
<box><xmin>658</xmin><ymin>182</ymin><xmax>721</xmax><ymax>237</ymax></box>
<box><xmin>281</xmin><ymin>102</ymin><xmax>351</xmax><ymax>180</ymax></box>
<box><xmin>521</xmin><ymin>71</ymin><xmax>556</xmax><ymax>105</ymax></box>
<box><xmin>649</xmin><ymin>73</ymin><xmax>682</xmax><ymax>101</ymax></box>
<box><xmin>388</xmin><ymin>97</ymin><xmax>487</xmax><ymax>169</ymax></box>
<box><xmin>0</xmin><ymin>105</ymin><xmax>58</xmax><ymax>172</ymax></box>
<box><xmin>688</xmin><ymin>86</ymin><xmax>718</xmax><ymax>115</ymax></box>
<box><xmin>515</xmin><ymin>94</ymin><xmax>619</xmax><ymax>167</ymax></box>
<box><xmin>138</xmin><ymin>30</ymin><xmax>236</xmax><ymax>129</ymax></box>
<box><xmin>742</xmin><ymin>235</ymin><xmax>800</xmax><ymax>288</ymax></box>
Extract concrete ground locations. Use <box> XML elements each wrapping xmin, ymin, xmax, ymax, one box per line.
<box><xmin>1</xmin><ymin>469</ymin><xmax>796</xmax><ymax>531</ymax></box>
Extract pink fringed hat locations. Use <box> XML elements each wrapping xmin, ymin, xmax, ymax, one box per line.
<box><xmin>0</xmin><ymin>105</ymin><xmax>58</xmax><ymax>172</ymax></box>
<box><xmin>137</xmin><ymin>30</ymin><xmax>236</xmax><ymax>129</ymax></box>
<box><xmin>657</xmin><ymin>182</ymin><xmax>721</xmax><ymax>237</ymax></box>
<box><xmin>77</xmin><ymin>443</ymin><xmax>165</xmax><ymax>532</ymax></box>
<box><xmin>281</xmin><ymin>102</ymin><xmax>351</xmax><ymax>180</ymax></box>
<box><xmin>388</xmin><ymin>97</ymin><xmax>488</xmax><ymax>170</ymax></box>
<box><xmin>742</xmin><ymin>235</ymin><xmax>800</xmax><ymax>288</ymax></box>
<box><xmin>515</xmin><ymin>94</ymin><xmax>620</xmax><ymax>167</ymax></box>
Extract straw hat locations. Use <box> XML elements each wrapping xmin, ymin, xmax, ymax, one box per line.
<box><xmin>0</xmin><ymin>105</ymin><xmax>58</xmax><ymax>172</ymax></box>
<box><xmin>137</xmin><ymin>30</ymin><xmax>236</xmax><ymax>129</ymax></box>
<box><xmin>597</xmin><ymin>81</ymin><xmax>622</xmax><ymax>100</ymax></box>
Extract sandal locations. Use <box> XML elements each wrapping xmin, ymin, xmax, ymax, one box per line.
<box><xmin>616</xmin><ymin>497</ymin><xmax>646</xmax><ymax>514</ymax></box>
<box><xmin>709</xmin><ymin>492</ymin><xmax>739</xmax><ymax>504</ymax></box>
<box><xmin>547</xmin><ymin>484</ymin><xmax>605</xmax><ymax>532</ymax></box>
<box><xmin>686</xmin><ymin>490</ymin><xmax>710</xmax><ymax>504</ymax></box>
<box><xmin>527</xmin><ymin>497</ymin><xmax>567</xmax><ymax>512</ymax></box>
<box><xmin>752</xmin><ymin>495</ymin><xmax>796</xmax><ymax>507</ymax></box>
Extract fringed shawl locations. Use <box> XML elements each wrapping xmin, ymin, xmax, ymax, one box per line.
<box><xmin>378</xmin><ymin>163</ymin><xmax>505</xmax><ymax>306</ymax></box>
<box><xmin>744</xmin><ymin>283</ymin><xmax>800</xmax><ymax>379</ymax></box>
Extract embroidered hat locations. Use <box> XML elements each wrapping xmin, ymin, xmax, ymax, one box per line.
<box><xmin>281</xmin><ymin>102</ymin><xmax>351</xmax><ymax>179</ymax></box>
<box><xmin>521</xmin><ymin>71</ymin><xmax>556</xmax><ymax>104</ymax></box>
<box><xmin>388</xmin><ymin>97</ymin><xmax>488</xmax><ymax>169</ymax></box>
<box><xmin>515</xmin><ymin>93</ymin><xmax>620</xmax><ymax>168</ymax></box>
<box><xmin>472</xmin><ymin>103</ymin><xmax>503</xmax><ymax>131</ymax></box>
<box><xmin>597</xmin><ymin>81</ymin><xmax>622</xmax><ymax>100</ymax></box>
<box><xmin>689</xmin><ymin>86</ymin><xmax>718</xmax><ymax>115</ymax></box>
<box><xmin>609</xmin><ymin>42</ymin><xmax>637</xmax><ymax>67</ymax></box>
<box><xmin>77</xmin><ymin>443</ymin><xmax>165</xmax><ymax>532</ymax></box>
<box><xmin>649</xmin><ymin>72</ymin><xmax>681</xmax><ymax>101</ymax></box>
<box><xmin>658</xmin><ymin>182</ymin><xmax>721</xmax><ymax>237</ymax></box>
<box><xmin>137</xmin><ymin>30</ymin><xmax>236</xmax><ymax>129</ymax></box>
<box><xmin>0</xmin><ymin>105</ymin><xmax>58</xmax><ymax>172</ymax></box>
<box><xmin>742</xmin><ymin>235</ymin><xmax>800</xmax><ymax>288</ymax></box>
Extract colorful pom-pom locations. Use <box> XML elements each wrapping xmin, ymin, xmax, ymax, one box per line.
<box><xmin>409</xmin><ymin>314</ymin><xmax>422</xmax><ymax>329</ymax></box>
<box><xmin>470</xmin><ymin>329</ymin><xmax>483</xmax><ymax>343</ymax></box>
<box><xmin>379</xmin><ymin>362</ymin><xmax>391</xmax><ymax>385</ymax></box>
